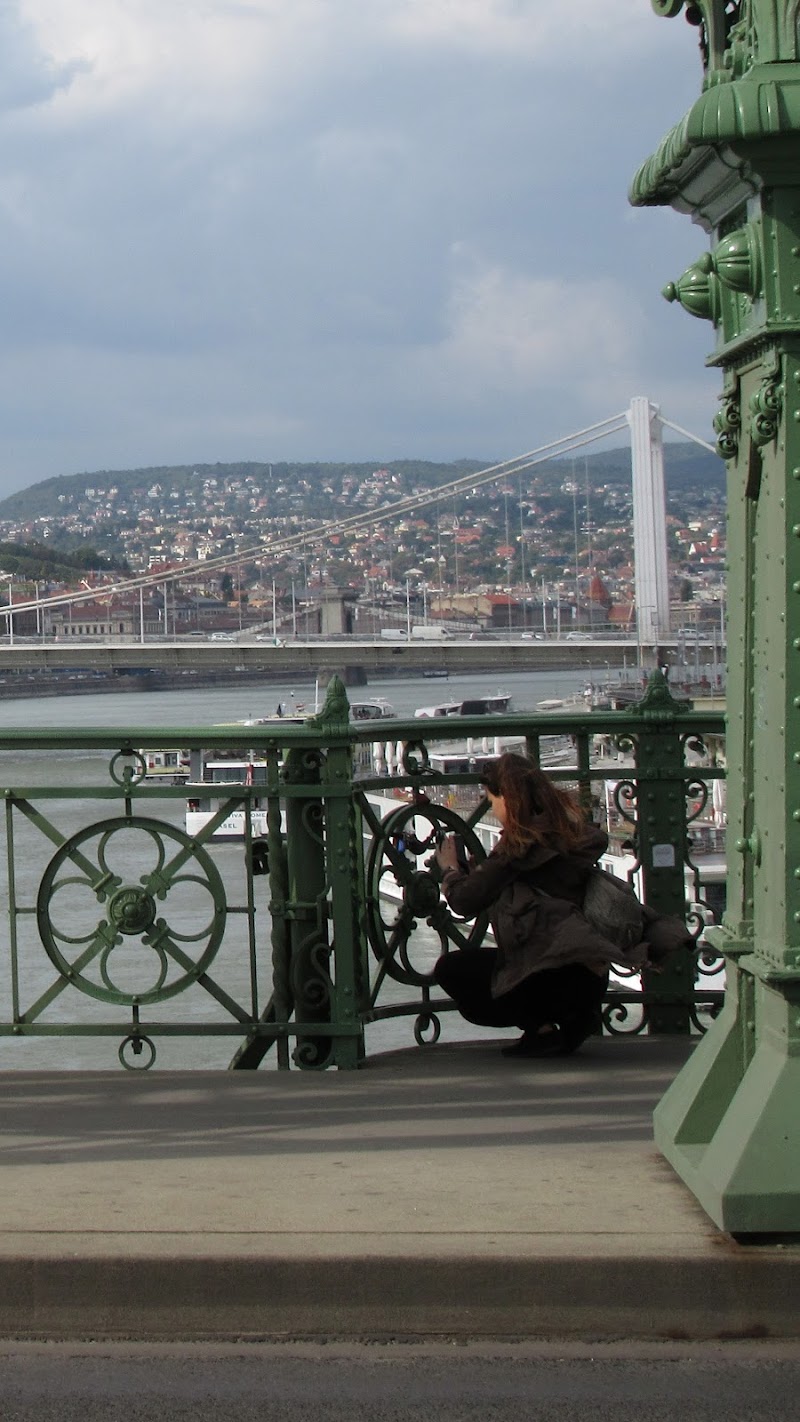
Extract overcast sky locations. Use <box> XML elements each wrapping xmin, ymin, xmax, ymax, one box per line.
<box><xmin>0</xmin><ymin>1</ymin><xmax>719</xmax><ymax>495</ymax></box>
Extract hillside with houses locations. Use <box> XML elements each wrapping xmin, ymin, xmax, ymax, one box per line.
<box><xmin>0</xmin><ymin>443</ymin><xmax>726</xmax><ymax>639</ymax></box>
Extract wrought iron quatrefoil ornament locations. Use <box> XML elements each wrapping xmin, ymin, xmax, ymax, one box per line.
<box><xmin>37</xmin><ymin>816</ymin><xmax>227</xmax><ymax>1005</ymax></box>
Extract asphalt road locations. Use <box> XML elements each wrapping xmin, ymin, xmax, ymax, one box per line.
<box><xmin>1</xmin><ymin>1341</ymin><xmax>799</xmax><ymax>1421</ymax></box>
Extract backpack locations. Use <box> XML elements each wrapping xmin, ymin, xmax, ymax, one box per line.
<box><xmin>582</xmin><ymin>868</ymin><xmax>694</xmax><ymax>968</ymax></box>
<box><xmin>581</xmin><ymin>868</ymin><xmax>644</xmax><ymax>954</ymax></box>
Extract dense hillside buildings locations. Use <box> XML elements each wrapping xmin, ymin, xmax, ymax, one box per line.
<box><xmin>0</xmin><ymin>446</ymin><xmax>726</xmax><ymax>638</ymax></box>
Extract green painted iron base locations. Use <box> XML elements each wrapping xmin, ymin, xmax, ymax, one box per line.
<box><xmin>654</xmin><ymin>964</ymin><xmax>800</xmax><ymax>1235</ymax></box>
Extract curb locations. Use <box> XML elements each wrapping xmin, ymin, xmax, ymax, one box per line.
<box><xmin>3</xmin><ymin>1252</ymin><xmax>800</xmax><ymax>1340</ymax></box>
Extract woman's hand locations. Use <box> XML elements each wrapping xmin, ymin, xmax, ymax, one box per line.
<box><xmin>434</xmin><ymin>835</ymin><xmax>463</xmax><ymax>873</ymax></box>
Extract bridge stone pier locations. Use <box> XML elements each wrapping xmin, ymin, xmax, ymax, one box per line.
<box><xmin>631</xmin><ymin>0</ymin><xmax>800</xmax><ymax>1234</ymax></box>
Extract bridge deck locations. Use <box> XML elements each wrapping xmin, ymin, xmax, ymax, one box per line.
<box><xmin>0</xmin><ymin>636</ymin><xmax>692</xmax><ymax>675</ymax></box>
<box><xmin>0</xmin><ymin>1035</ymin><xmax>796</xmax><ymax>1339</ymax></box>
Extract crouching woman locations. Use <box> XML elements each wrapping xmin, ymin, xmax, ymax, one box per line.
<box><xmin>433</xmin><ymin>752</ymin><xmax>612</xmax><ymax>1058</ymax></box>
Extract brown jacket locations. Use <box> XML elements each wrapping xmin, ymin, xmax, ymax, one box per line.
<box><xmin>442</xmin><ymin>824</ymin><xmax>612</xmax><ymax>996</ymax></box>
<box><xmin>442</xmin><ymin>826</ymin><xmax>692</xmax><ymax>997</ymax></box>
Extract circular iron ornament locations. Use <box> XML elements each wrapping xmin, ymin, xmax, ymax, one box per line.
<box><xmin>601</xmin><ymin>995</ymin><xmax>647</xmax><ymax>1036</ymax></box>
<box><xmin>300</xmin><ymin>800</ymin><xmax>326</xmax><ymax>847</ymax></box>
<box><xmin>689</xmin><ymin>1000</ymin><xmax>724</xmax><ymax>1034</ymax></box>
<box><xmin>109</xmin><ymin>750</ymin><xmax>147</xmax><ymax>788</ymax></box>
<box><xmin>119</xmin><ymin>1033</ymin><xmax>157</xmax><ymax>1071</ymax></box>
<box><xmin>109</xmin><ymin>886</ymin><xmax>158</xmax><ymax>935</ymax></box>
<box><xmin>611</xmin><ymin>778</ymin><xmax>638</xmax><ymax>826</ymax></box>
<box><xmin>37</xmin><ymin>816</ymin><xmax>227</xmax><ymax>1005</ymax></box>
<box><xmin>293</xmin><ymin>1039</ymin><xmax>334</xmax><ymax>1071</ymax></box>
<box><xmin>685</xmin><ymin>900</ymin><xmax>718</xmax><ymax>950</ymax></box>
<box><xmin>299</xmin><ymin>748</ymin><xmax>323</xmax><ymax>773</ymax></box>
<box><xmin>683</xmin><ymin>734</ymin><xmax>707</xmax><ymax>759</ymax></box>
<box><xmin>686</xmin><ymin>778</ymin><xmax>709</xmax><ymax>822</ymax></box>
<box><xmin>696</xmin><ymin>945</ymin><xmax>725</xmax><ymax>977</ymax></box>
<box><xmin>611</xmin><ymin>963</ymin><xmax>642</xmax><ymax>981</ymax></box>
<box><xmin>400</xmin><ymin>740</ymin><xmax>431</xmax><ymax>776</ymax></box>
<box><xmin>414</xmin><ymin>1011</ymin><xmax>442</xmax><ymax>1046</ymax></box>
<box><xmin>365</xmin><ymin>801</ymin><xmax>489</xmax><ymax>985</ymax></box>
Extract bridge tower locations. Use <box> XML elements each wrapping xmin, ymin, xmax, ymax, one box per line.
<box><xmin>629</xmin><ymin>396</ymin><xmax>671</xmax><ymax>645</ymax></box>
<box><xmin>631</xmin><ymin>1</ymin><xmax>800</xmax><ymax>1233</ymax></box>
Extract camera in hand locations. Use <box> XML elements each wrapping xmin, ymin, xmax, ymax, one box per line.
<box><xmin>453</xmin><ymin>834</ymin><xmax>469</xmax><ymax>871</ymax></box>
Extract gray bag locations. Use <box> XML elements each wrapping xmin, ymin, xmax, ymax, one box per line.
<box><xmin>581</xmin><ymin>868</ymin><xmax>644</xmax><ymax>954</ymax></box>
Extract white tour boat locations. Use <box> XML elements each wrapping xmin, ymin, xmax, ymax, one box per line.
<box><xmin>183</xmin><ymin>700</ymin><xmax>396</xmax><ymax>840</ymax></box>
<box><xmin>186</xmin><ymin>756</ymin><xmax>271</xmax><ymax>841</ymax></box>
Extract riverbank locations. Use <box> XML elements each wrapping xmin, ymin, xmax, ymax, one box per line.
<box><xmin>0</xmin><ymin>666</ymin><xmax>328</xmax><ymax>701</ymax></box>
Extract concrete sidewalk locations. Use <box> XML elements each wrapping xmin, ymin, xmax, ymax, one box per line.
<box><xmin>0</xmin><ymin>1035</ymin><xmax>798</xmax><ymax>1340</ymax></box>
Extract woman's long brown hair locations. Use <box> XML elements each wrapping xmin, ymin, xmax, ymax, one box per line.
<box><xmin>480</xmin><ymin>752</ymin><xmax>587</xmax><ymax>859</ymax></box>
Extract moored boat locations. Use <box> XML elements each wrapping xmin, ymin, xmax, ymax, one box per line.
<box><xmin>349</xmin><ymin>698</ymin><xmax>396</xmax><ymax>722</ymax></box>
<box><xmin>414</xmin><ymin>691</ymin><xmax>512</xmax><ymax>719</ymax></box>
<box><xmin>186</xmin><ymin>757</ymin><xmax>269</xmax><ymax>840</ymax></box>
<box><xmin>140</xmin><ymin>748</ymin><xmax>191</xmax><ymax>783</ymax></box>
<box><xmin>184</xmin><ymin>699</ymin><xmax>396</xmax><ymax>840</ymax></box>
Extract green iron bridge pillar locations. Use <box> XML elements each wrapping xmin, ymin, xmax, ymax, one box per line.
<box><xmin>631</xmin><ymin>1</ymin><xmax>800</xmax><ymax>1234</ymax></box>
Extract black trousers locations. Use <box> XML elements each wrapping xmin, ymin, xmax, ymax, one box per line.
<box><xmin>433</xmin><ymin>949</ymin><xmax>607</xmax><ymax>1033</ymax></box>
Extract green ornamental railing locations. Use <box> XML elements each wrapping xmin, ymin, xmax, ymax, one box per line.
<box><xmin>0</xmin><ymin>673</ymin><xmax>726</xmax><ymax>1070</ymax></box>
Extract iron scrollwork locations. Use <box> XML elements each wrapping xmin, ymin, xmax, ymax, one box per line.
<box><xmin>602</xmin><ymin>993</ymin><xmax>648</xmax><ymax>1037</ymax></box>
<box><xmin>610</xmin><ymin>777</ymin><xmax>638</xmax><ymax>827</ymax></box>
<box><xmin>364</xmin><ymin>800</ymin><xmax>489</xmax><ymax>989</ymax></box>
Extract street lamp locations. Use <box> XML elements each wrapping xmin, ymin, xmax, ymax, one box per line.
<box><xmin>3</xmin><ymin>576</ymin><xmax>13</xmax><ymax>645</ymax></box>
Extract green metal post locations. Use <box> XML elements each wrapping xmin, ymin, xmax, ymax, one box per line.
<box><xmin>632</xmin><ymin>0</ymin><xmax>800</xmax><ymax>1232</ymax></box>
<box><xmin>314</xmin><ymin>678</ymin><xmax>367</xmax><ymax>1069</ymax></box>
<box><xmin>229</xmin><ymin>747</ymin><xmax>291</xmax><ymax>1069</ymax></box>
<box><xmin>634</xmin><ymin>672</ymin><xmax>696</xmax><ymax>1033</ymax></box>
<box><xmin>283</xmin><ymin>737</ymin><xmax>333</xmax><ymax>1069</ymax></box>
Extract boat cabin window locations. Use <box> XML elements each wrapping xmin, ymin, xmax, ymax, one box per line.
<box><xmin>206</xmin><ymin>764</ymin><xmax>268</xmax><ymax>785</ymax></box>
<box><xmin>428</xmin><ymin>755</ymin><xmax>474</xmax><ymax>774</ymax></box>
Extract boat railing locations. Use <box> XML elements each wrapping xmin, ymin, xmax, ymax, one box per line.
<box><xmin>0</xmin><ymin>672</ymin><xmax>726</xmax><ymax>1071</ymax></box>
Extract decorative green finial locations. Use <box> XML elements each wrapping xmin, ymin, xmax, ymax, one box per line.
<box><xmin>636</xmin><ymin>666</ymin><xmax>686</xmax><ymax>718</ymax></box>
<box><xmin>310</xmin><ymin>675</ymin><xmax>351</xmax><ymax>730</ymax></box>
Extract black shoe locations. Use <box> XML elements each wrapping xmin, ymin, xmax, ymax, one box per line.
<box><xmin>557</xmin><ymin>1009</ymin><xmax>601</xmax><ymax>1055</ymax></box>
<box><xmin>501</xmin><ymin>1030</ymin><xmax>565</xmax><ymax>1059</ymax></box>
<box><xmin>502</xmin><ymin>1011</ymin><xmax>599</xmax><ymax>1059</ymax></box>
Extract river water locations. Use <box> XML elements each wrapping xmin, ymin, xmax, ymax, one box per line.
<box><xmin>0</xmin><ymin>666</ymin><xmax>598</xmax><ymax>1071</ymax></box>
<box><xmin>0</xmin><ymin>665</ymin><xmax>593</xmax><ymax>728</ymax></box>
